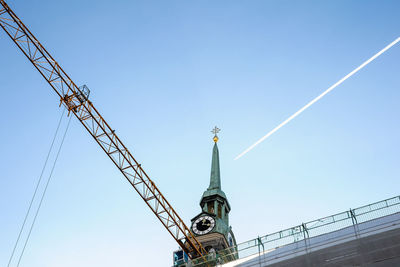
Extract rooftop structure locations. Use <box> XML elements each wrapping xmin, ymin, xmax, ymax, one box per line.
<box><xmin>184</xmin><ymin>195</ymin><xmax>400</xmax><ymax>266</ymax></box>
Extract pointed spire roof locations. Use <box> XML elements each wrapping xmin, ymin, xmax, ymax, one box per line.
<box><xmin>201</xmin><ymin>127</ymin><xmax>229</xmax><ymax>204</ymax></box>
<box><xmin>208</xmin><ymin>142</ymin><xmax>221</xmax><ymax>190</ymax></box>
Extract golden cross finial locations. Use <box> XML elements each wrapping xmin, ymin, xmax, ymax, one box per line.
<box><xmin>211</xmin><ymin>126</ymin><xmax>220</xmax><ymax>143</ymax></box>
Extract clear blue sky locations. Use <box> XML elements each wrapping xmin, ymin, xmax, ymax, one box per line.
<box><xmin>1</xmin><ymin>0</ymin><xmax>399</xmax><ymax>266</ymax></box>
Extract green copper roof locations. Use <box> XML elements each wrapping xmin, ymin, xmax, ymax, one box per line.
<box><xmin>201</xmin><ymin>142</ymin><xmax>227</xmax><ymax>200</ymax></box>
<box><xmin>209</xmin><ymin>143</ymin><xmax>221</xmax><ymax>190</ymax></box>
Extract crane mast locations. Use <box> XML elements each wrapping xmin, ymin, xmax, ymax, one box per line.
<box><xmin>0</xmin><ymin>0</ymin><xmax>207</xmax><ymax>260</ymax></box>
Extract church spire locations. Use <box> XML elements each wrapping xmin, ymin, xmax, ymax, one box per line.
<box><xmin>201</xmin><ymin>127</ymin><xmax>228</xmax><ymax>203</ymax></box>
<box><xmin>209</xmin><ymin>126</ymin><xmax>221</xmax><ymax>190</ymax></box>
<box><xmin>188</xmin><ymin>126</ymin><xmax>236</xmax><ymax>261</ymax></box>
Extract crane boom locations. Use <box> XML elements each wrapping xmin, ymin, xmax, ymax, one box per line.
<box><xmin>0</xmin><ymin>0</ymin><xmax>207</xmax><ymax>259</ymax></box>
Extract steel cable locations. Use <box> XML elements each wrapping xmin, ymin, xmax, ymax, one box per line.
<box><xmin>16</xmin><ymin>113</ymin><xmax>72</xmax><ymax>267</ymax></box>
<box><xmin>7</xmin><ymin>108</ymin><xmax>66</xmax><ymax>267</ymax></box>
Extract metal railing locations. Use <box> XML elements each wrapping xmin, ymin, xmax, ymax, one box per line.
<box><xmin>190</xmin><ymin>195</ymin><xmax>400</xmax><ymax>266</ymax></box>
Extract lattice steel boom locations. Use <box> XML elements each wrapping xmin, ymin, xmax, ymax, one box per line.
<box><xmin>0</xmin><ymin>0</ymin><xmax>207</xmax><ymax>259</ymax></box>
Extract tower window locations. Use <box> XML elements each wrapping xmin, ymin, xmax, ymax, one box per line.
<box><xmin>208</xmin><ymin>201</ymin><xmax>214</xmax><ymax>214</ymax></box>
<box><xmin>218</xmin><ymin>204</ymin><xmax>222</xmax><ymax>218</ymax></box>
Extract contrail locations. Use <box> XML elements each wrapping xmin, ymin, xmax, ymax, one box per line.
<box><xmin>235</xmin><ymin>37</ymin><xmax>400</xmax><ymax>160</ymax></box>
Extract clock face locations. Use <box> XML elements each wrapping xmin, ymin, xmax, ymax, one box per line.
<box><xmin>192</xmin><ymin>216</ymin><xmax>215</xmax><ymax>235</ymax></box>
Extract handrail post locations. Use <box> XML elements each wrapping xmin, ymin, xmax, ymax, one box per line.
<box><xmin>350</xmin><ymin>208</ymin><xmax>360</xmax><ymax>238</ymax></box>
<box><xmin>302</xmin><ymin>223</ymin><xmax>311</xmax><ymax>266</ymax></box>
<box><xmin>257</xmin><ymin>236</ymin><xmax>264</xmax><ymax>266</ymax></box>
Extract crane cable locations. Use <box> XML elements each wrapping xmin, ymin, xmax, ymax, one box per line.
<box><xmin>7</xmin><ymin>108</ymin><xmax>65</xmax><ymax>267</ymax></box>
<box><xmin>7</xmin><ymin>108</ymin><xmax>72</xmax><ymax>267</ymax></box>
<box><xmin>17</xmin><ymin>112</ymin><xmax>72</xmax><ymax>267</ymax></box>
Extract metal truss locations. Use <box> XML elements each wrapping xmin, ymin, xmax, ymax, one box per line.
<box><xmin>0</xmin><ymin>0</ymin><xmax>207</xmax><ymax>259</ymax></box>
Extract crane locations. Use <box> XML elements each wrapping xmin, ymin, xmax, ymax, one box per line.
<box><xmin>0</xmin><ymin>0</ymin><xmax>208</xmax><ymax>261</ymax></box>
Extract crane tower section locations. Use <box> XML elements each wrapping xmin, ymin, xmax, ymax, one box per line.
<box><xmin>0</xmin><ymin>0</ymin><xmax>207</xmax><ymax>259</ymax></box>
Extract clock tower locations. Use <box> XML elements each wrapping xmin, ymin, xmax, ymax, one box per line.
<box><xmin>189</xmin><ymin>127</ymin><xmax>237</xmax><ymax>262</ymax></box>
